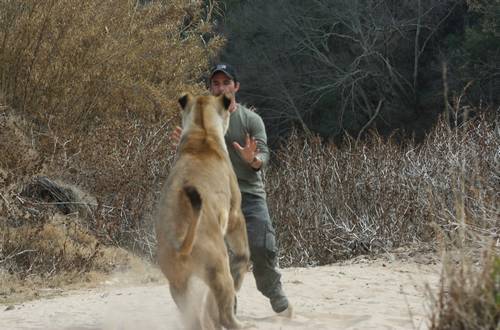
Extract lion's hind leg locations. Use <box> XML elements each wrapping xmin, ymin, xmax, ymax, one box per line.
<box><xmin>203</xmin><ymin>251</ymin><xmax>243</xmax><ymax>329</ymax></box>
<box><xmin>169</xmin><ymin>281</ymin><xmax>205</xmax><ymax>330</ymax></box>
<box><xmin>226</xmin><ymin>211</ymin><xmax>250</xmax><ymax>291</ymax></box>
<box><xmin>202</xmin><ymin>290</ymin><xmax>222</xmax><ymax>330</ymax></box>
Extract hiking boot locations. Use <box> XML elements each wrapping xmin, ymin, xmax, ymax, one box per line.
<box><xmin>270</xmin><ymin>294</ymin><xmax>289</xmax><ymax>313</ymax></box>
<box><xmin>277</xmin><ymin>302</ymin><xmax>294</xmax><ymax>318</ymax></box>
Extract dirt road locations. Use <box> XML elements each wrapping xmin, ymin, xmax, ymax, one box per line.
<box><xmin>1</xmin><ymin>258</ymin><xmax>439</xmax><ymax>329</ymax></box>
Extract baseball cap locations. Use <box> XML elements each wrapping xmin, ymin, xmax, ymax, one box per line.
<box><xmin>209</xmin><ymin>63</ymin><xmax>238</xmax><ymax>82</ymax></box>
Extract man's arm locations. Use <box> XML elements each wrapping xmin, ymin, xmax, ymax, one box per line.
<box><xmin>231</xmin><ymin>110</ymin><xmax>270</xmax><ymax>171</ymax></box>
<box><xmin>248</xmin><ymin>114</ymin><xmax>269</xmax><ymax>170</ymax></box>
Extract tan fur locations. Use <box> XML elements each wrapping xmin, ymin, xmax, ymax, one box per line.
<box><xmin>155</xmin><ymin>93</ymin><xmax>250</xmax><ymax>330</ymax></box>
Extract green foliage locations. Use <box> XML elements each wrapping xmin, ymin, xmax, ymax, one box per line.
<box><xmin>463</xmin><ymin>0</ymin><xmax>500</xmax><ymax>62</ymax></box>
<box><xmin>467</xmin><ymin>0</ymin><xmax>500</xmax><ymax>35</ymax></box>
<box><xmin>442</xmin><ymin>0</ymin><xmax>500</xmax><ymax>107</ymax></box>
<box><xmin>463</xmin><ymin>27</ymin><xmax>500</xmax><ymax>59</ymax></box>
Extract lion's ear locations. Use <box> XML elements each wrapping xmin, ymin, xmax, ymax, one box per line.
<box><xmin>221</xmin><ymin>93</ymin><xmax>232</xmax><ymax>110</ymax></box>
<box><xmin>178</xmin><ymin>93</ymin><xmax>191</xmax><ymax>110</ymax></box>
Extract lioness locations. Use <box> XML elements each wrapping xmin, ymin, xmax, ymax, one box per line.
<box><xmin>155</xmin><ymin>93</ymin><xmax>250</xmax><ymax>329</ymax></box>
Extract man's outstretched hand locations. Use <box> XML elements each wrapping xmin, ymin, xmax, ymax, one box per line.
<box><xmin>173</xmin><ymin>127</ymin><xmax>262</xmax><ymax>169</ymax></box>
<box><xmin>232</xmin><ymin>133</ymin><xmax>262</xmax><ymax>170</ymax></box>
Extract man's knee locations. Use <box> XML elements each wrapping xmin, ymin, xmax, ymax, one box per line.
<box><xmin>247</xmin><ymin>221</ymin><xmax>277</xmax><ymax>252</ymax></box>
<box><xmin>250</xmin><ymin>246</ymin><xmax>276</xmax><ymax>268</ymax></box>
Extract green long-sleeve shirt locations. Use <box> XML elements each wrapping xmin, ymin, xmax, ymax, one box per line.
<box><xmin>224</xmin><ymin>104</ymin><xmax>269</xmax><ymax>198</ymax></box>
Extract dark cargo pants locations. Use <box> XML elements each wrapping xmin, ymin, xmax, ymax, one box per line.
<box><xmin>238</xmin><ymin>192</ymin><xmax>283</xmax><ymax>300</ymax></box>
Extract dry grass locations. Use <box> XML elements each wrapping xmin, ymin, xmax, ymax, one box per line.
<box><xmin>1</xmin><ymin>214</ymin><xmax>127</xmax><ymax>277</ymax></box>
<box><xmin>428</xmin><ymin>244</ymin><xmax>499</xmax><ymax>330</ymax></box>
<box><xmin>0</xmin><ymin>0</ymin><xmax>221</xmax><ymax>290</ymax></box>
<box><xmin>267</xmin><ymin>112</ymin><xmax>499</xmax><ymax>266</ymax></box>
<box><xmin>0</xmin><ymin>0</ymin><xmax>221</xmax><ymax>123</ymax></box>
<box><xmin>0</xmin><ymin>0</ymin><xmax>221</xmax><ymax>252</ymax></box>
<box><xmin>265</xmin><ymin>111</ymin><xmax>498</xmax><ymax>327</ymax></box>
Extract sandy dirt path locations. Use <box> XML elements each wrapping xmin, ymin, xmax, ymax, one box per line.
<box><xmin>1</xmin><ymin>258</ymin><xmax>439</xmax><ymax>330</ymax></box>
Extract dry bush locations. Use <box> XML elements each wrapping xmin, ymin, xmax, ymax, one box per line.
<box><xmin>267</xmin><ymin>113</ymin><xmax>499</xmax><ymax>266</ymax></box>
<box><xmin>429</xmin><ymin>245</ymin><xmax>499</xmax><ymax>330</ymax></box>
<box><xmin>0</xmin><ymin>0</ymin><xmax>222</xmax><ymax>262</ymax></box>
<box><xmin>0</xmin><ymin>0</ymin><xmax>221</xmax><ymax>123</ymax></box>
<box><xmin>0</xmin><ymin>112</ymin><xmax>127</xmax><ymax>279</ymax></box>
<box><xmin>0</xmin><ymin>107</ymin><xmax>42</xmax><ymax>178</ymax></box>
<box><xmin>0</xmin><ymin>173</ymin><xmax>130</xmax><ymax>285</ymax></box>
<box><xmin>1</xmin><ymin>214</ymin><xmax>126</xmax><ymax>277</ymax></box>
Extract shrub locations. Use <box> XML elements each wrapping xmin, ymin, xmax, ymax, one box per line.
<box><xmin>0</xmin><ymin>0</ymin><xmax>223</xmax><ymax>257</ymax></box>
<box><xmin>429</xmin><ymin>245</ymin><xmax>499</xmax><ymax>330</ymax></box>
<box><xmin>267</xmin><ymin>113</ymin><xmax>498</xmax><ymax>266</ymax></box>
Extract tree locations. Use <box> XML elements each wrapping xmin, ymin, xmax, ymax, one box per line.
<box><xmin>444</xmin><ymin>0</ymin><xmax>500</xmax><ymax>108</ymax></box>
<box><xmin>219</xmin><ymin>0</ymin><xmax>473</xmax><ymax>143</ymax></box>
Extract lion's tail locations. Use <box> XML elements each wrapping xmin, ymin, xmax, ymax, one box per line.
<box><xmin>178</xmin><ymin>185</ymin><xmax>202</xmax><ymax>256</ymax></box>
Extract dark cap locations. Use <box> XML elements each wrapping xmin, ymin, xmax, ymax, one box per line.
<box><xmin>209</xmin><ymin>63</ymin><xmax>238</xmax><ymax>82</ymax></box>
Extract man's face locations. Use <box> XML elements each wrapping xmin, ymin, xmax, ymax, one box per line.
<box><xmin>209</xmin><ymin>72</ymin><xmax>240</xmax><ymax>96</ymax></box>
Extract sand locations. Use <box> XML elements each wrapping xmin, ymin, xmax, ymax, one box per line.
<box><xmin>0</xmin><ymin>257</ymin><xmax>440</xmax><ymax>330</ymax></box>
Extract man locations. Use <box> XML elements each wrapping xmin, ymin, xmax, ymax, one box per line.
<box><xmin>172</xmin><ymin>63</ymin><xmax>292</xmax><ymax>315</ymax></box>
